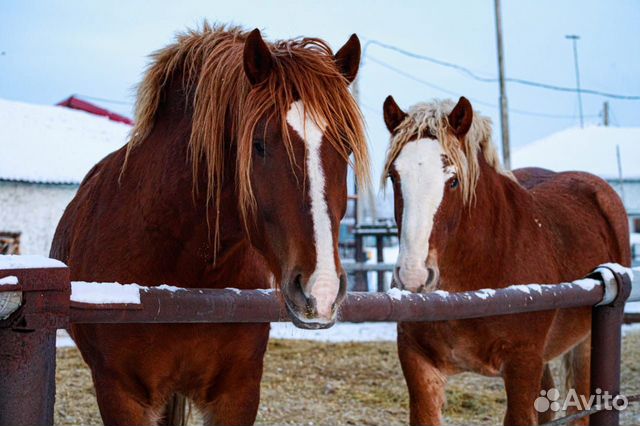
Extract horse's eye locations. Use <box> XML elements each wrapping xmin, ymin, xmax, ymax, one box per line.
<box><xmin>253</xmin><ymin>140</ymin><xmax>265</xmax><ymax>157</ymax></box>
<box><xmin>450</xmin><ymin>178</ymin><xmax>459</xmax><ymax>189</ymax></box>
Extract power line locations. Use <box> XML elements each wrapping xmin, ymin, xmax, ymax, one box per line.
<box><xmin>363</xmin><ymin>39</ymin><xmax>640</xmax><ymax>100</ymax></box>
<box><xmin>367</xmin><ymin>55</ymin><xmax>599</xmax><ymax>120</ymax></box>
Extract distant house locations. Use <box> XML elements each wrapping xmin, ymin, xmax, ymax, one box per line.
<box><xmin>0</xmin><ymin>98</ymin><xmax>130</xmax><ymax>255</ymax></box>
<box><xmin>57</xmin><ymin>95</ymin><xmax>134</xmax><ymax>125</ymax></box>
<box><xmin>513</xmin><ymin>126</ymin><xmax>640</xmax><ymax>232</ymax></box>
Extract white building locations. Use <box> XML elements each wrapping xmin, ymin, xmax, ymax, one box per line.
<box><xmin>513</xmin><ymin>126</ymin><xmax>640</xmax><ymax>233</ymax></box>
<box><xmin>0</xmin><ymin>98</ymin><xmax>129</xmax><ymax>255</ymax></box>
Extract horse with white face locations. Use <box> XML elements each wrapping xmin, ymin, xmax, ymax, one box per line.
<box><xmin>51</xmin><ymin>25</ymin><xmax>369</xmax><ymax>425</ymax></box>
<box><xmin>383</xmin><ymin>96</ymin><xmax>630</xmax><ymax>425</ymax></box>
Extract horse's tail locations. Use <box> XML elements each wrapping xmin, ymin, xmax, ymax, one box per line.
<box><xmin>159</xmin><ymin>394</ymin><xmax>190</xmax><ymax>426</ymax></box>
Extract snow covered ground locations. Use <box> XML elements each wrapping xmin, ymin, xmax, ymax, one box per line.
<box><xmin>56</xmin><ymin>316</ymin><xmax>640</xmax><ymax>348</ymax></box>
<box><xmin>55</xmin><ymin>322</ymin><xmax>399</xmax><ymax>348</ymax></box>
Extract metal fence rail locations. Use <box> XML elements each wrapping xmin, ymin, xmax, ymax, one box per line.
<box><xmin>0</xmin><ymin>257</ymin><xmax>638</xmax><ymax>426</ymax></box>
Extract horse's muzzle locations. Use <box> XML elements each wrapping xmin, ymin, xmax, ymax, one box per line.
<box><xmin>281</xmin><ymin>272</ymin><xmax>347</xmax><ymax>329</ymax></box>
<box><xmin>394</xmin><ymin>265</ymin><xmax>440</xmax><ymax>293</ymax></box>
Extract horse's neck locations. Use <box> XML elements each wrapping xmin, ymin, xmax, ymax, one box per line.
<box><xmin>438</xmin><ymin>162</ymin><xmax>541</xmax><ymax>290</ymax></box>
<box><xmin>134</xmin><ymin>90</ymin><xmax>266</xmax><ymax>289</ymax></box>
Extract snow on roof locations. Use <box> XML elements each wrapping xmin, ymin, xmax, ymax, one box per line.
<box><xmin>512</xmin><ymin>126</ymin><xmax>640</xmax><ymax>180</ymax></box>
<box><xmin>0</xmin><ymin>98</ymin><xmax>130</xmax><ymax>185</ymax></box>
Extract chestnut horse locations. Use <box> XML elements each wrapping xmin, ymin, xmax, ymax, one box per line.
<box><xmin>51</xmin><ymin>24</ymin><xmax>369</xmax><ymax>425</ymax></box>
<box><xmin>382</xmin><ymin>96</ymin><xmax>630</xmax><ymax>425</ymax></box>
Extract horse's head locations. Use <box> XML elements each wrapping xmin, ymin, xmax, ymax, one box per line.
<box><xmin>382</xmin><ymin>96</ymin><xmax>477</xmax><ymax>293</ymax></box>
<box><xmin>239</xmin><ymin>30</ymin><xmax>367</xmax><ymax>328</ymax></box>
<box><xmin>128</xmin><ymin>26</ymin><xmax>368</xmax><ymax>328</ymax></box>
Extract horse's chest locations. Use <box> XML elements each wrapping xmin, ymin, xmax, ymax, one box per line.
<box><xmin>406</xmin><ymin>321</ymin><xmax>503</xmax><ymax>377</ymax></box>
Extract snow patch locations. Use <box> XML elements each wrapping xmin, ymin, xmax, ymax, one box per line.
<box><xmin>71</xmin><ymin>281</ymin><xmax>142</xmax><ymax>304</ymax></box>
<box><xmin>0</xmin><ymin>255</ymin><xmax>66</xmax><ymax>270</ymax></box>
<box><xmin>225</xmin><ymin>287</ymin><xmax>242</xmax><ymax>295</ymax></box>
<box><xmin>474</xmin><ymin>289</ymin><xmax>496</xmax><ymax>300</ymax></box>
<box><xmin>433</xmin><ymin>290</ymin><xmax>449</xmax><ymax>298</ymax></box>
<box><xmin>573</xmin><ymin>278</ymin><xmax>600</xmax><ymax>291</ymax></box>
<box><xmin>71</xmin><ymin>281</ymin><xmax>190</xmax><ymax>304</ymax></box>
<box><xmin>387</xmin><ymin>287</ymin><xmax>411</xmax><ymax>300</ymax></box>
<box><xmin>600</xmin><ymin>263</ymin><xmax>633</xmax><ymax>278</ymax></box>
<box><xmin>0</xmin><ymin>276</ymin><xmax>18</xmax><ymax>285</ymax></box>
<box><xmin>154</xmin><ymin>284</ymin><xmax>185</xmax><ymax>292</ymax></box>
<box><xmin>509</xmin><ymin>284</ymin><xmax>532</xmax><ymax>294</ymax></box>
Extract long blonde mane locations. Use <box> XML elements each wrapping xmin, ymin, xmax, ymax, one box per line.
<box><xmin>125</xmin><ymin>23</ymin><xmax>369</xmax><ymax>238</ymax></box>
<box><xmin>382</xmin><ymin>99</ymin><xmax>513</xmax><ymax>204</ymax></box>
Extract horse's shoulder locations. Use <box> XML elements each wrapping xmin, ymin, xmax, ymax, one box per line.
<box><xmin>50</xmin><ymin>146</ymin><xmax>127</xmax><ymax>261</ymax></box>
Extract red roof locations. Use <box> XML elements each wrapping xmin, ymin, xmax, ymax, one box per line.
<box><xmin>57</xmin><ymin>96</ymin><xmax>134</xmax><ymax>125</ymax></box>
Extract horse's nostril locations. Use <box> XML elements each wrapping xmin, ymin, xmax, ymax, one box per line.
<box><xmin>425</xmin><ymin>267</ymin><xmax>439</xmax><ymax>287</ymax></box>
<box><xmin>294</xmin><ymin>274</ymin><xmax>305</xmax><ymax>295</ymax></box>
<box><xmin>426</xmin><ymin>268</ymin><xmax>434</xmax><ymax>284</ymax></box>
<box><xmin>393</xmin><ymin>266</ymin><xmax>402</xmax><ymax>288</ymax></box>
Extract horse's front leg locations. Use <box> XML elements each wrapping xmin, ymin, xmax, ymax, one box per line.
<box><xmin>198</xmin><ymin>324</ymin><xmax>269</xmax><ymax>426</ymax></box>
<box><xmin>398</xmin><ymin>331</ymin><xmax>447</xmax><ymax>426</ymax></box>
<box><xmin>503</xmin><ymin>353</ymin><xmax>545</xmax><ymax>426</ymax></box>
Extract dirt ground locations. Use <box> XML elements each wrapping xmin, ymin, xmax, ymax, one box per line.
<box><xmin>55</xmin><ymin>332</ymin><xmax>640</xmax><ymax>426</ymax></box>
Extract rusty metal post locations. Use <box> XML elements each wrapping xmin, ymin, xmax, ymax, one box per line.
<box><xmin>589</xmin><ymin>268</ymin><xmax>631</xmax><ymax>426</ymax></box>
<box><xmin>376</xmin><ymin>235</ymin><xmax>385</xmax><ymax>292</ymax></box>
<box><xmin>0</xmin><ymin>327</ymin><xmax>57</xmax><ymax>425</ymax></box>
<box><xmin>0</xmin><ymin>265</ymin><xmax>70</xmax><ymax>426</ymax></box>
<box><xmin>354</xmin><ymin>232</ymin><xmax>368</xmax><ymax>291</ymax></box>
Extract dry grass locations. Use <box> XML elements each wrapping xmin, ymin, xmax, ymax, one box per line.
<box><xmin>55</xmin><ymin>332</ymin><xmax>640</xmax><ymax>425</ymax></box>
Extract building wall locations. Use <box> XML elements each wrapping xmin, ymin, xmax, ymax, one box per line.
<box><xmin>0</xmin><ymin>181</ymin><xmax>77</xmax><ymax>256</ymax></box>
<box><xmin>608</xmin><ymin>180</ymin><xmax>640</xmax><ymax>213</ymax></box>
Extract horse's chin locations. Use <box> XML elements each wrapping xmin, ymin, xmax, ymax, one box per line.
<box><xmin>284</xmin><ymin>301</ymin><xmax>336</xmax><ymax>330</ymax></box>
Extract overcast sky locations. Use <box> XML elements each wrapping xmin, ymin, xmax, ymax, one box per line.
<box><xmin>2</xmin><ymin>0</ymin><xmax>639</xmax><ymax>185</ymax></box>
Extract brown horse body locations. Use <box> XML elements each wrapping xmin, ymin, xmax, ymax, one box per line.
<box><xmin>51</xmin><ymin>24</ymin><xmax>368</xmax><ymax>425</ymax></box>
<box><xmin>383</xmin><ymin>97</ymin><xmax>630</xmax><ymax>425</ymax></box>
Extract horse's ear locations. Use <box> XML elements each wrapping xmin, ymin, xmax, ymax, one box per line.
<box><xmin>243</xmin><ymin>29</ymin><xmax>274</xmax><ymax>85</ymax></box>
<box><xmin>334</xmin><ymin>34</ymin><xmax>361</xmax><ymax>84</ymax></box>
<box><xmin>383</xmin><ymin>95</ymin><xmax>408</xmax><ymax>134</ymax></box>
<box><xmin>448</xmin><ymin>96</ymin><xmax>473</xmax><ymax>138</ymax></box>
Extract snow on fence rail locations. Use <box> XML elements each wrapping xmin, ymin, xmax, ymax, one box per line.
<box><xmin>0</xmin><ymin>255</ymin><xmax>639</xmax><ymax>426</ymax></box>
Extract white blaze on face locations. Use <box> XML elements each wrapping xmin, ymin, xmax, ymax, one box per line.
<box><xmin>286</xmin><ymin>101</ymin><xmax>339</xmax><ymax>321</ymax></box>
<box><xmin>394</xmin><ymin>138</ymin><xmax>452</xmax><ymax>292</ymax></box>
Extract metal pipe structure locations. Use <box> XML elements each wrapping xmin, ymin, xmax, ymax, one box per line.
<box><xmin>70</xmin><ymin>280</ymin><xmax>608</xmax><ymax>324</ymax></box>
<box><xmin>590</xmin><ymin>268</ymin><xmax>632</xmax><ymax>426</ymax></box>
<box><xmin>0</xmin><ymin>257</ymin><xmax>638</xmax><ymax>426</ymax></box>
<box><xmin>0</xmin><ymin>266</ymin><xmax>69</xmax><ymax>426</ymax></box>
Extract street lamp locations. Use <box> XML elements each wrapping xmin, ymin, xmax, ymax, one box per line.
<box><xmin>565</xmin><ymin>34</ymin><xmax>584</xmax><ymax>128</ymax></box>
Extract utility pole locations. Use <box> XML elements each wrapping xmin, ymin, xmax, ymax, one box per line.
<box><xmin>565</xmin><ymin>34</ymin><xmax>584</xmax><ymax>128</ymax></box>
<box><xmin>603</xmin><ymin>101</ymin><xmax>610</xmax><ymax>126</ymax></box>
<box><xmin>494</xmin><ymin>0</ymin><xmax>511</xmax><ymax>169</ymax></box>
